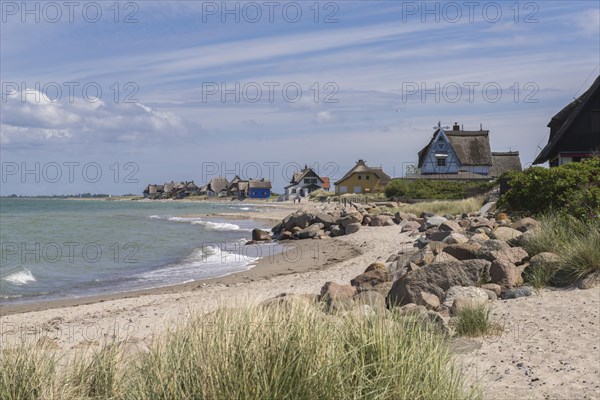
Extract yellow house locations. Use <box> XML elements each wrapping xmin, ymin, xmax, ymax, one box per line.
<box><xmin>334</xmin><ymin>159</ymin><xmax>391</xmax><ymax>194</ymax></box>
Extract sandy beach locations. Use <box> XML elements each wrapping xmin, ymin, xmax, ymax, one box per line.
<box><xmin>1</xmin><ymin>202</ymin><xmax>599</xmax><ymax>399</ymax></box>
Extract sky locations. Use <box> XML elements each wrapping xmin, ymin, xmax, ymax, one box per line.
<box><xmin>1</xmin><ymin>0</ymin><xmax>599</xmax><ymax>195</ymax></box>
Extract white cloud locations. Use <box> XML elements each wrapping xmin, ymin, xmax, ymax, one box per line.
<box><xmin>1</xmin><ymin>90</ymin><xmax>192</xmax><ymax>147</ymax></box>
<box><xmin>315</xmin><ymin>111</ymin><xmax>335</xmax><ymax>124</ymax></box>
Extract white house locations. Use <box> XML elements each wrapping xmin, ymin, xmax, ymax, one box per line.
<box><xmin>284</xmin><ymin>166</ymin><xmax>324</xmax><ymax>199</ymax></box>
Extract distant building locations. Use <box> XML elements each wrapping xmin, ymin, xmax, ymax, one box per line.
<box><xmin>206</xmin><ymin>177</ymin><xmax>229</xmax><ymax>197</ymax></box>
<box><xmin>412</xmin><ymin>123</ymin><xmax>522</xmax><ymax>180</ymax></box>
<box><xmin>284</xmin><ymin>166</ymin><xmax>325</xmax><ymax>199</ymax></box>
<box><xmin>334</xmin><ymin>159</ymin><xmax>391</xmax><ymax>194</ymax></box>
<box><xmin>534</xmin><ymin>75</ymin><xmax>600</xmax><ymax>166</ymax></box>
<box><xmin>248</xmin><ymin>179</ymin><xmax>272</xmax><ymax>198</ymax></box>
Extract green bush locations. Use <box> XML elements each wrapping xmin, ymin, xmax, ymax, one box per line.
<box><xmin>498</xmin><ymin>158</ymin><xmax>600</xmax><ymax>219</ymax></box>
<box><xmin>385</xmin><ymin>179</ymin><xmax>495</xmax><ymax>200</ymax></box>
<box><xmin>452</xmin><ymin>304</ymin><xmax>502</xmax><ymax>338</ymax></box>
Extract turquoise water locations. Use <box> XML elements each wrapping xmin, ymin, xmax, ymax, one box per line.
<box><xmin>0</xmin><ymin>199</ymin><xmax>272</xmax><ymax>304</ymax></box>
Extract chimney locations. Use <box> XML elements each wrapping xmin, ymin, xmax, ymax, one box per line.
<box><xmin>453</xmin><ymin>122</ymin><xmax>460</xmax><ymax>131</ymax></box>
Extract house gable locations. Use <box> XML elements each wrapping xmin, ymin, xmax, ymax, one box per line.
<box><xmin>534</xmin><ymin>75</ymin><xmax>600</xmax><ymax>165</ymax></box>
<box><xmin>419</xmin><ymin>129</ymin><xmax>462</xmax><ymax>174</ymax></box>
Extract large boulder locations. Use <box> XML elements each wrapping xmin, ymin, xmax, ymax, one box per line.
<box><xmin>511</xmin><ymin>217</ymin><xmax>540</xmax><ymax>232</ymax></box>
<box><xmin>387</xmin><ymin>259</ymin><xmax>491</xmax><ymax>307</ymax></box>
<box><xmin>394</xmin><ymin>211</ymin><xmax>412</xmax><ymax>222</ymax></box>
<box><xmin>339</xmin><ymin>212</ymin><xmax>363</xmax><ymax>228</ymax></box>
<box><xmin>313</xmin><ymin>213</ymin><xmax>337</xmax><ymax>228</ymax></box>
<box><xmin>344</xmin><ymin>223</ymin><xmax>361</xmax><ymax>235</ymax></box>
<box><xmin>252</xmin><ymin>228</ymin><xmax>271</xmax><ymax>241</ymax></box>
<box><xmin>407</xmin><ymin>247</ymin><xmax>435</xmax><ymax>266</ymax></box>
<box><xmin>296</xmin><ymin>223</ymin><xmax>324</xmax><ymax>239</ymax></box>
<box><xmin>442</xmin><ymin>243</ymin><xmax>481</xmax><ymax>260</ymax></box>
<box><xmin>477</xmin><ymin>240</ymin><xmax>528</xmax><ymax>264</ymax></box>
<box><xmin>439</xmin><ymin>220</ymin><xmax>463</xmax><ymax>232</ymax></box>
<box><xmin>400</xmin><ymin>221</ymin><xmax>421</xmax><ymax>232</ymax></box>
<box><xmin>490</xmin><ymin>226</ymin><xmax>522</xmax><ymax>243</ymax></box>
<box><xmin>284</xmin><ymin>212</ymin><xmax>314</xmax><ymax>231</ymax></box>
<box><xmin>329</xmin><ymin>225</ymin><xmax>345</xmax><ymax>237</ymax></box>
<box><xmin>442</xmin><ymin>232</ymin><xmax>469</xmax><ymax>245</ymax></box>
<box><xmin>529</xmin><ymin>252</ymin><xmax>562</xmax><ymax>269</ymax></box>
<box><xmin>369</xmin><ymin>214</ymin><xmax>394</xmax><ymax>227</ymax></box>
<box><xmin>320</xmin><ymin>282</ymin><xmax>356</xmax><ymax>311</ymax></box>
<box><xmin>442</xmin><ymin>286</ymin><xmax>489</xmax><ymax>308</ymax></box>
<box><xmin>489</xmin><ymin>259</ymin><xmax>522</xmax><ymax>289</ymax></box>
<box><xmin>422</xmin><ymin>215</ymin><xmax>448</xmax><ymax>230</ymax></box>
<box><xmin>351</xmin><ymin>269</ymin><xmax>390</xmax><ymax>291</ymax></box>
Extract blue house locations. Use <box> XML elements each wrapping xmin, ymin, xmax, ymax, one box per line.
<box><xmin>248</xmin><ymin>179</ymin><xmax>272</xmax><ymax>198</ymax></box>
<box><xmin>414</xmin><ymin>122</ymin><xmax>521</xmax><ymax>179</ymax></box>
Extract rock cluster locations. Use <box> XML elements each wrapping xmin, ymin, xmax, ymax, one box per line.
<box><xmin>260</xmin><ymin>203</ymin><xmax>596</xmax><ymax>337</ymax></box>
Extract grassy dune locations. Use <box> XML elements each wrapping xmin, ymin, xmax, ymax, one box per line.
<box><xmin>1</xmin><ymin>303</ymin><xmax>480</xmax><ymax>400</ymax></box>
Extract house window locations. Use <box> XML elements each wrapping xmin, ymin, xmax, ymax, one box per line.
<box><xmin>340</xmin><ymin>186</ymin><xmax>348</xmax><ymax>193</ymax></box>
<box><xmin>366</xmin><ymin>175</ymin><xmax>370</xmax><ymax>180</ymax></box>
<box><xmin>358</xmin><ymin>175</ymin><xmax>362</xmax><ymax>180</ymax></box>
<box><xmin>354</xmin><ymin>186</ymin><xmax>362</xmax><ymax>193</ymax></box>
<box><xmin>437</xmin><ymin>158</ymin><xmax>446</xmax><ymax>167</ymax></box>
<box><xmin>437</xmin><ymin>135</ymin><xmax>444</xmax><ymax>142</ymax></box>
<box><xmin>291</xmin><ymin>189</ymin><xmax>296</xmax><ymax>194</ymax></box>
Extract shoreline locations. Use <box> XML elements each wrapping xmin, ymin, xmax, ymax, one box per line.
<box><xmin>0</xmin><ymin>201</ymin><xmax>310</xmax><ymax>316</ymax></box>
<box><xmin>0</xmin><ymin>238</ymin><xmax>360</xmax><ymax>316</ymax></box>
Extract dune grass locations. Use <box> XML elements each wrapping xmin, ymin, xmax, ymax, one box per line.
<box><xmin>520</xmin><ymin>213</ymin><xmax>600</xmax><ymax>287</ymax></box>
<box><xmin>0</xmin><ymin>303</ymin><xmax>480</xmax><ymax>400</ymax></box>
<box><xmin>399</xmin><ymin>197</ymin><xmax>484</xmax><ymax>217</ymax></box>
<box><xmin>452</xmin><ymin>304</ymin><xmax>503</xmax><ymax>338</ymax></box>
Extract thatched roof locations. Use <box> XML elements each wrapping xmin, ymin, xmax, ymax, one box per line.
<box><xmin>418</xmin><ymin>129</ymin><xmax>492</xmax><ymax>167</ymax></box>
<box><xmin>290</xmin><ymin>166</ymin><xmax>322</xmax><ymax>184</ymax></box>
<box><xmin>534</xmin><ymin>75</ymin><xmax>600</xmax><ymax>164</ymax></box>
<box><xmin>208</xmin><ymin>177</ymin><xmax>229</xmax><ymax>193</ymax></box>
<box><xmin>490</xmin><ymin>152</ymin><xmax>522</xmax><ymax>177</ymax></box>
<box><xmin>249</xmin><ymin>180</ymin><xmax>272</xmax><ymax>189</ymax></box>
<box><xmin>334</xmin><ymin>160</ymin><xmax>391</xmax><ymax>185</ymax></box>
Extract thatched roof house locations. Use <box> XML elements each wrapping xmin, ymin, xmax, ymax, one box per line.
<box><xmin>207</xmin><ymin>177</ymin><xmax>229</xmax><ymax>196</ymax></box>
<box><xmin>334</xmin><ymin>160</ymin><xmax>391</xmax><ymax>194</ymax></box>
<box><xmin>534</xmin><ymin>75</ymin><xmax>600</xmax><ymax>166</ymax></box>
<box><xmin>414</xmin><ymin>123</ymin><xmax>521</xmax><ymax>179</ymax></box>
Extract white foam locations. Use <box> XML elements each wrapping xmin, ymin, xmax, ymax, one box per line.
<box><xmin>3</xmin><ymin>268</ymin><xmax>36</xmax><ymax>285</ymax></box>
<box><xmin>191</xmin><ymin>220</ymin><xmax>251</xmax><ymax>232</ymax></box>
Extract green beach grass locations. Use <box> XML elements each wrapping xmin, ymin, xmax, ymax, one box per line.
<box><xmin>0</xmin><ymin>303</ymin><xmax>480</xmax><ymax>400</ymax></box>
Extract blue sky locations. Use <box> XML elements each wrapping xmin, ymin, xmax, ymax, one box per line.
<box><xmin>1</xmin><ymin>0</ymin><xmax>599</xmax><ymax>195</ymax></box>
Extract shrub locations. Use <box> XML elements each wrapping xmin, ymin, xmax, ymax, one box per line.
<box><xmin>498</xmin><ymin>158</ymin><xmax>600</xmax><ymax>219</ymax></box>
<box><xmin>385</xmin><ymin>179</ymin><xmax>495</xmax><ymax>200</ymax></box>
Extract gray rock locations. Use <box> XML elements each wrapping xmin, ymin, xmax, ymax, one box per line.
<box><xmin>443</xmin><ymin>286</ymin><xmax>489</xmax><ymax>308</ymax></box>
<box><xmin>423</xmin><ymin>215</ymin><xmax>448</xmax><ymax>230</ymax></box>
<box><xmin>283</xmin><ymin>212</ymin><xmax>314</xmax><ymax>231</ymax></box>
<box><xmin>252</xmin><ymin>228</ymin><xmax>271</xmax><ymax>241</ymax></box>
<box><xmin>439</xmin><ymin>220</ymin><xmax>463</xmax><ymax>232</ymax></box>
<box><xmin>329</xmin><ymin>225</ymin><xmax>345</xmax><ymax>237</ymax></box>
<box><xmin>502</xmin><ymin>286</ymin><xmax>534</xmax><ymax>299</ymax></box>
<box><xmin>490</xmin><ymin>227</ymin><xmax>522</xmax><ymax>243</ymax></box>
<box><xmin>442</xmin><ymin>243</ymin><xmax>481</xmax><ymax>260</ymax></box>
<box><xmin>312</xmin><ymin>213</ymin><xmax>337</xmax><ymax>228</ymax></box>
<box><xmin>345</xmin><ymin>223</ymin><xmax>361</xmax><ymax>235</ymax></box>
<box><xmin>296</xmin><ymin>223</ymin><xmax>324</xmax><ymax>239</ymax></box>
<box><xmin>442</xmin><ymin>232</ymin><xmax>469</xmax><ymax>245</ymax></box>
<box><xmin>510</xmin><ymin>217</ymin><xmax>540</xmax><ymax>232</ymax></box>
<box><xmin>400</xmin><ymin>220</ymin><xmax>421</xmax><ymax>232</ymax></box>
<box><xmin>387</xmin><ymin>259</ymin><xmax>491</xmax><ymax>307</ymax></box>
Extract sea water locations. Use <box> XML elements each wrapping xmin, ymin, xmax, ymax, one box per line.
<box><xmin>0</xmin><ymin>199</ymin><xmax>273</xmax><ymax>305</ymax></box>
